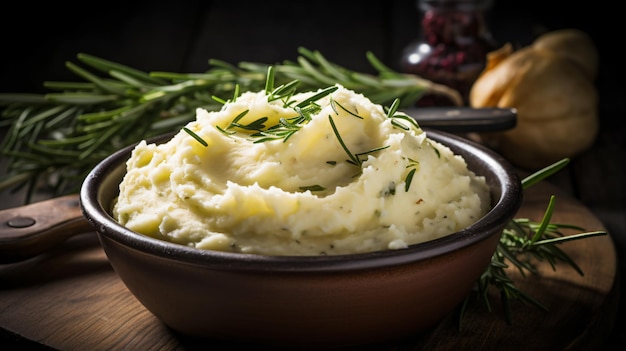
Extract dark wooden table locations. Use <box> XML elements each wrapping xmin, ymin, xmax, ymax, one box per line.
<box><xmin>1</xmin><ymin>1</ymin><xmax>624</xmax><ymax>349</ymax></box>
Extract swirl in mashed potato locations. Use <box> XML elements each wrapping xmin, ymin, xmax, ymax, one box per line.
<box><xmin>112</xmin><ymin>84</ymin><xmax>490</xmax><ymax>256</ymax></box>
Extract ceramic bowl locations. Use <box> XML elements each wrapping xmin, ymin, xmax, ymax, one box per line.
<box><xmin>79</xmin><ymin>129</ymin><xmax>522</xmax><ymax>349</ymax></box>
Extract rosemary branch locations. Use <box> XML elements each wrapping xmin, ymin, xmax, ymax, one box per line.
<box><xmin>458</xmin><ymin>158</ymin><xmax>608</xmax><ymax>327</ymax></box>
<box><xmin>0</xmin><ymin>48</ymin><xmax>460</xmax><ymax>200</ymax></box>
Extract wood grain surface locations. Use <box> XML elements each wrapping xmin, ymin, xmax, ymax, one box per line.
<box><xmin>0</xmin><ymin>180</ymin><xmax>617</xmax><ymax>351</ymax></box>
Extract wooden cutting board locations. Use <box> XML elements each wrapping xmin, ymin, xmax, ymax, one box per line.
<box><xmin>0</xmin><ymin>180</ymin><xmax>618</xmax><ymax>351</ymax></box>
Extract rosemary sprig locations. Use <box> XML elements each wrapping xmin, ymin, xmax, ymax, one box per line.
<box><xmin>404</xmin><ymin>158</ymin><xmax>419</xmax><ymax>192</ymax></box>
<box><xmin>0</xmin><ymin>48</ymin><xmax>459</xmax><ymax>199</ymax></box>
<box><xmin>458</xmin><ymin>158</ymin><xmax>608</xmax><ymax>328</ymax></box>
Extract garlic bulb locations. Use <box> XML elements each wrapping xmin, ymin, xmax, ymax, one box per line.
<box><xmin>469</xmin><ymin>29</ymin><xmax>599</xmax><ymax>170</ymax></box>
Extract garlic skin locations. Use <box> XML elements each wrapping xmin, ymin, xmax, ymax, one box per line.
<box><xmin>532</xmin><ymin>29</ymin><xmax>598</xmax><ymax>81</ymax></box>
<box><xmin>469</xmin><ymin>29</ymin><xmax>599</xmax><ymax>170</ymax></box>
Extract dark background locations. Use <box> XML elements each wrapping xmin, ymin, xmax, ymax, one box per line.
<box><xmin>1</xmin><ymin>0</ymin><xmax>624</xmax><ymax>349</ymax></box>
<box><xmin>1</xmin><ymin>0</ymin><xmax>620</xmax><ymax>94</ymax></box>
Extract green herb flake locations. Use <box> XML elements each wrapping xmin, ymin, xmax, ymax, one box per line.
<box><xmin>183</xmin><ymin>127</ymin><xmax>208</xmax><ymax>147</ymax></box>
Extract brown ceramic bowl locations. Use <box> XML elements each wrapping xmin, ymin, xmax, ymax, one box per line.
<box><xmin>79</xmin><ymin>129</ymin><xmax>522</xmax><ymax>349</ymax></box>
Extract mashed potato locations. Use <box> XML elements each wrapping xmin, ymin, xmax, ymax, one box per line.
<box><xmin>112</xmin><ymin>84</ymin><xmax>490</xmax><ymax>256</ymax></box>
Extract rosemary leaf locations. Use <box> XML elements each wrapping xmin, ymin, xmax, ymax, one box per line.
<box><xmin>44</xmin><ymin>93</ymin><xmax>119</xmax><ymax>104</ymax></box>
<box><xmin>296</xmin><ymin>56</ymin><xmax>340</xmax><ymax>86</ymax></box>
<box><xmin>183</xmin><ymin>127</ymin><xmax>208</xmax><ymax>146</ymax></box>
<box><xmin>0</xmin><ymin>94</ymin><xmax>48</xmax><ymax>104</ymax></box>
<box><xmin>328</xmin><ymin>115</ymin><xmax>358</xmax><ymax>165</ymax></box>
<box><xmin>65</xmin><ymin>61</ymin><xmax>128</xmax><ymax>96</ymax></box>
<box><xmin>77</xmin><ymin>52</ymin><xmax>168</xmax><ymax>85</ymax></box>
<box><xmin>42</xmin><ymin>81</ymin><xmax>97</xmax><ymax>90</ymax></box>
<box><xmin>521</xmin><ymin>158</ymin><xmax>569</xmax><ymax>190</ymax></box>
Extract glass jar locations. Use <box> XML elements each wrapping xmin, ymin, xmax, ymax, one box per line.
<box><xmin>400</xmin><ymin>0</ymin><xmax>496</xmax><ymax>106</ymax></box>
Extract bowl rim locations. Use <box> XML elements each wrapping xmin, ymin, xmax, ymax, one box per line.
<box><xmin>80</xmin><ymin>129</ymin><xmax>522</xmax><ymax>272</ymax></box>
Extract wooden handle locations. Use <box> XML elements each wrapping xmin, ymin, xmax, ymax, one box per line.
<box><xmin>0</xmin><ymin>194</ymin><xmax>94</xmax><ymax>263</ymax></box>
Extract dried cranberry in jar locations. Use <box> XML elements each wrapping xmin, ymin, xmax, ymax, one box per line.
<box><xmin>401</xmin><ymin>0</ymin><xmax>497</xmax><ymax>106</ymax></box>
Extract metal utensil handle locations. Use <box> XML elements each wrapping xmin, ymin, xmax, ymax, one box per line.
<box><xmin>405</xmin><ymin>107</ymin><xmax>517</xmax><ymax>132</ymax></box>
<box><xmin>0</xmin><ymin>194</ymin><xmax>93</xmax><ymax>263</ymax></box>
